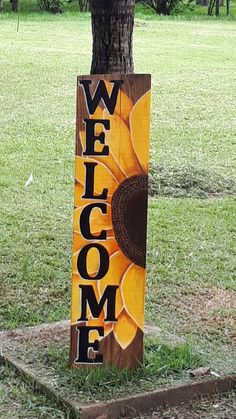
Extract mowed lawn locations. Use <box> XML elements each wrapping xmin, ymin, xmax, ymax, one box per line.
<box><xmin>0</xmin><ymin>13</ymin><xmax>235</xmax><ymax>348</ymax></box>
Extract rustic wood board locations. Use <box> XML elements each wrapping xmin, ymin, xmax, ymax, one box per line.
<box><xmin>70</xmin><ymin>74</ymin><xmax>151</xmax><ymax>368</ymax></box>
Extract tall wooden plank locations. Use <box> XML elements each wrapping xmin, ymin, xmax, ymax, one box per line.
<box><xmin>70</xmin><ymin>74</ymin><xmax>151</xmax><ymax>369</ymax></box>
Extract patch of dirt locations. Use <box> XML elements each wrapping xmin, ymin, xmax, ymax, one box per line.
<box><xmin>2</xmin><ymin>322</ymin><xmax>163</xmax><ymax>350</ymax></box>
<box><xmin>3</xmin><ymin>321</ymin><xmax>70</xmax><ymax>348</ymax></box>
<box><xmin>165</xmin><ymin>286</ymin><xmax>236</xmax><ymax>342</ymax></box>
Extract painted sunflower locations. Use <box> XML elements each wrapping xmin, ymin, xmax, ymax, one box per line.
<box><xmin>71</xmin><ymin>84</ymin><xmax>150</xmax><ymax>350</ymax></box>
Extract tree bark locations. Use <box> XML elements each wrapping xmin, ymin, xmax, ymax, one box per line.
<box><xmin>90</xmin><ymin>0</ymin><xmax>135</xmax><ymax>75</ymax></box>
<box><xmin>226</xmin><ymin>0</ymin><xmax>230</xmax><ymax>15</ymax></box>
<box><xmin>196</xmin><ymin>0</ymin><xmax>208</xmax><ymax>5</ymax></box>
<box><xmin>215</xmin><ymin>0</ymin><xmax>220</xmax><ymax>15</ymax></box>
<box><xmin>12</xmin><ymin>0</ymin><xmax>18</xmax><ymax>12</ymax></box>
<box><xmin>208</xmin><ymin>0</ymin><xmax>215</xmax><ymax>14</ymax></box>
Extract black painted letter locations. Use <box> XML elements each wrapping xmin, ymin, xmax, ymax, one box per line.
<box><xmin>80</xmin><ymin>79</ymin><xmax>123</xmax><ymax>115</ymax></box>
<box><xmin>78</xmin><ymin>285</ymin><xmax>118</xmax><ymax>321</ymax></box>
<box><xmin>80</xmin><ymin>203</ymin><xmax>107</xmax><ymax>240</ymax></box>
<box><xmin>75</xmin><ymin>325</ymin><xmax>104</xmax><ymax>364</ymax></box>
<box><xmin>82</xmin><ymin>162</ymin><xmax>108</xmax><ymax>200</ymax></box>
<box><xmin>77</xmin><ymin>243</ymin><xmax>109</xmax><ymax>280</ymax></box>
<box><xmin>83</xmin><ymin>119</ymin><xmax>109</xmax><ymax>156</ymax></box>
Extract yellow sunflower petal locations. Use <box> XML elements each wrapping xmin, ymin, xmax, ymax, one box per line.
<box><xmin>79</xmin><ymin>131</ymin><xmax>126</xmax><ymax>183</ymax></box>
<box><xmin>75</xmin><ymin>156</ymin><xmax>118</xmax><ymax>196</ymax></box>
<box><xmin>73</xmin><ymin>230</ymin><xmax>114</xmax><ymax>253</ymax></box>
<box><xmin>104</xmin><ymin>80</ymin><xmax>133</xmax><ymax>125</ymax></box>
<box><xmin>74</xmin><ymin>182</ymin><xmax>84</xmax><ymax>207</ymax></box>
<box><xmin>121</xmin><ymin>264</ymin><xmax>146</xmax><ymax>330</ymax></box>
<box><xmin>73</xmin><ymin>204</ymin><xmax>112</xmax><ymax>236</ymax></box>
<box><xmin>90</xmin><ymin>105</ymin><xmax>103</xmax><ymax>121</ymax></box>
<box><xmin>129</xmin><ymin>91</ymin><xmax>151</xmax><ymax>173</ymax></box>
<box><xmin>73</xmin><ymin>231</ymin><xmax>88</xmax><ymax>253</ymax></box>
<box><xmin>98</xmin><ymin>250</ymin><xmax>131</xmax><ymax>318</ymax></box>
<box><xmin>113</xmin><ymin>309</ymin><xmax>137</xmax><ymax>350</ymax></box>
<box><xmin>103</xmin><ymin>109</ymin><xmax>142</xmax><ymax>178</ymax></box>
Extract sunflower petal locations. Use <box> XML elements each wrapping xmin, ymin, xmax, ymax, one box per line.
<box><xmin>90</xmin><ymin>105</ymin><xmax>103</xmax><ymax>121</ymax></box>
<box><xmin>130</xmin><ymin>91</ymin><xmax>151</xmax><ymax>173</ymax></box>
<box><xmin>98</xmin><ymin>250</ymin><xmax>131</xmax><ymax>318</ymax></box>
<box><xmin>103</xmin><ymin>110</ymin><xmax>142</xmax><ymax>178</ymax></box>
<box><xmin>113</xmin><ymin>309</ymin><xmax>137</xmax><ymax>350</ymax></box>
<box><xmin>104</xmin><ymin>80</ymin><xmax>133</xmax><ymax>125</ymax></box>
<box><xmin>75</xmin><ymin>156</ymin><xmax>118</xmax><ymax>196</ymax></box>
<box><xmin>121</xmin><ymin>264</ymin><xmax>146</xmax><ymax>330</ymax></box>
<box><xmin>73</xmin><ymin>204</ymin><xmax>112</xmax><ymax>236</ymax></box>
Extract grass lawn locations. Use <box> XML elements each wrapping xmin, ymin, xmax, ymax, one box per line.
<box><xmin>0</xmin><ymin>6</ymin><xmax>236</xmax><ymax>416</ymax></box>
<box><xmin>0</xmin><ymin>365</ymin><xmax>66</xmax><ymax>418</ymax></box>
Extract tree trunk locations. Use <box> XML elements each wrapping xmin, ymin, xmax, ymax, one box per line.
<box><xmin>226</xmin><ymin>0</ymin><xmax>229</xmax><ymax>14</ymax></box>
<box><xmin>208</xmin><ymin>0</ymin><xmax>215</xmax><ymax>14</ymax></box>
<box><xmin>215</xmin><ymin>0</ymin><xmax>220</xmax><ymax>14</ymax></box>
<box><xmin>90</xmin><ymin>0</ymin><xmax>135</xmax><ymax>75</ymax></box>
<box><xmin>196</xmin><ymin>0</ymin><xmax>208</xmax><ymax>5</ymax></box>
<box><xmin>12</xmin><ymin>0</ymin><xmax>18</xmax><ymax>12</ymax></box>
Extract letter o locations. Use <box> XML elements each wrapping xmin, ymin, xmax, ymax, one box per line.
<box><xmin>77</xmin><ymin>243</ymin><xmax>109</xmax><ymax>280</ymax></box>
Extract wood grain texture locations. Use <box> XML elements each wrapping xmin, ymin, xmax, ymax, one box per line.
<box><xmin>70</xmin><ymin>74</ymin><xmax>151</xmax><ymax>369</ymax></box>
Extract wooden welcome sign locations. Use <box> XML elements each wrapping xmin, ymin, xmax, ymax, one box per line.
<box><xmin>70</xmin><ymin>74</ymin><xmax>151</xmax><ymax>369</ymax></box>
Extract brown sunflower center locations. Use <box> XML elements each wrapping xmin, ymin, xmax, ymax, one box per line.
<box><xmin>111</xmin><ymin>174</ymin><xmax>148</xmax><ymax>268</ymax></box>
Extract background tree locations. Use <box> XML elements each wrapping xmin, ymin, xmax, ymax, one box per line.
<box><xmin>78</xmin><ymin>0</ymin><xmax>89</xmax><ymax>12</ymax></box>
<box><xmin>90</xmin><ymin>0</ymin><xmax>135</xmax><ymax>74</ymax></box>
<box><xmin>142</xmin><ymin>0</ymin><xmax>178</xmax><ymax>14</ymax></box>
<box><xmin>38</xmin><ymin>0</ymin><xmax>62</xmax><ymax>13</ymax></box>
<box><xmin>11</xmin><ymin>0</ymin><xmax>18</xmax><ymax>12</ymax></box>
<box><xmin>196</xmin><ymin>0</ymin><xmax>208</xmax><ymax>6</ymax></box>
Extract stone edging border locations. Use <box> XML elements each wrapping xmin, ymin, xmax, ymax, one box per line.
<box><xmin>1</xmin><ymin>350</ymin><xmax>235</xmax><ymax>419</ymax></box>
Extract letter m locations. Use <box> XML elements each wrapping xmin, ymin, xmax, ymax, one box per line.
<box><xmin>78</xmin><ymin>285</ymin><xmax>118</xmax><ymax>322</ymax></box>
<box><xmin>79</xmin><ymin>79</ymin><xmax>123</xmax><ymax>115</ymax></box>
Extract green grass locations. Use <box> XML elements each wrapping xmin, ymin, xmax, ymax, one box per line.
<box><xmin>0</xmin><ymin>12</ymin><xmax>236</xmax><ymax>331</ymax></box>
<box><xmin>0</xmin><ymin>8</ymin><xmax>235</xmax><ymax>416</ymax></box>
<box><xmin>0</xmin><ymin>365</ymin><xmax>66</xmax><ymax>418</ymax></box>
<box><xmin>0</xmin><ymin>338</ymin><xmax>203</xmax><ymax>416</ymax></box>
<box><xmin>35</xmin><ymin>337</ymin><xmax>203</xmax><ymax>401</ymax></box>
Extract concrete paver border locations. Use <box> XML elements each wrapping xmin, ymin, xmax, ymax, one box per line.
<box><xmin>0</xmin><ymin>322</ymin><xmax>235</xmax><ymax>418</ymax></box>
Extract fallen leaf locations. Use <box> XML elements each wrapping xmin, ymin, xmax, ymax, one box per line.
<box><xmin>190</xmin><ymin>367</ymin><xmax>210</xmax><ymax>377</ymax></box>
<box><xmin>25</xmin><ymin>173</ymin><xmax>33</xmax><ymax>187</ymax></box>
<box><xmin>210</xmin><ymin>371</ymin><xmax>220</xmax><ymax>378</ymax></box>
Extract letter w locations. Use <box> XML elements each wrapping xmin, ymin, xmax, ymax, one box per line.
<box><xmin>78</xmin><ymin>285</ymin><xmax>118</xmax><ymax>322</ymax></box>
<box><xmin>80</xmin><ymin>79</ymin><xmax>123</xmax><ymax>115</ymax></box>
